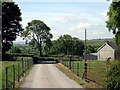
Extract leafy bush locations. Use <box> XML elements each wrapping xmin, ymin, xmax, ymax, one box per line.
<box><xmin>106</xmin><ymin>61</ymin><xmax>120</xmax><ymax>90</ymax></box>
<box><xmin>8</xmin><ymin>46</ymin><xmax>21</xmax><ymax>53</ymax></box>
<box><xmin>2</xmin><ymin>54</ymin><xmax>15</xmax><ymax>61</ymax></box>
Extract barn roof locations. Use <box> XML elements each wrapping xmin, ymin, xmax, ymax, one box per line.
<box><xmin>97</xmin><ymin>41</ymin><xmax>120</xmax><ymax>51</ymax></box>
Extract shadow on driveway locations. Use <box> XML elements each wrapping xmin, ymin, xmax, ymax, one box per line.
<box><xmin>39</xmin><ymin>61</ymin><xmax>57</xmax><ymax>64</ymax></box>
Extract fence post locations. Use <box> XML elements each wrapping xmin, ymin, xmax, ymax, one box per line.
<box><xmin>28</xmin><ymin>60</ymin><xmax>30</xmax><ymax>69</ymax></box>
<box><xmin>28</xmin><ymin>60</ymin><xmax>29</xmax><ymax>68</ymax></box>
<box><xmin>22</xmin><ymin>58</ymin><xmax>24</xmax><ymax>76</ymax></box>
<box><xmin>77</xmin><ymin>63</ymin><xmax>79</xmax><ymax>76</ymax></box>
<box><xmin>61</xmin><ymin>58</ymin><xmax>63</xmax><ymax>64</ymax></box>
<box><xmin>29</xmin><ymin>60</ymin><xmax>31</xmax><ymax>67</ymax></box>
<box><xmin>18</xmin><ymin>63</ymin><xmax>20</xmax><ymax>82</ymax></box>
<box><xmin>5</xmin><ymin>67</ymin><xmax>8</xmax><ymax>90</ymax></box>
<box><xmin>24</xmin><ymin>60</ymin><xmax>26</xmax><ymax>72</ymax></box>
<box><xmin>66</xmin><ymin>59</ymin><xmax>68</xmax><ymax>67</ymax></box>
<box><xmin>84</xmin><ymin>62</ymin><xmax>87</xmax><ymax>79</ymax></box>
<box><xmin>65</xmin><ymin>59</ymin><xmax>66</xmax><ymax>67</ymax></box>
<box><xmin>69</xmin><ymin>57</ymin><xmax>72</xmax><ymax>70</ymax></box>
<box><xmin>13</xmin><ymin>65</ymin><xmax>15</xmax><ymax>88</ymax></box>
<box><xmin>31</xmin><ymin>60</ymin><xmax>33</xmax><ymax>66</ymax></box>
<box><xmin>27</xmin><ymin>59</ymin><xmax>29</xmax><ymax>69</ymax></box>
<box><xmin>106</xmin><ymin>58</ymin><xmax>110</xmax><ymax>72</ymax></box>
<box><xmin>72</xmin><ymin>61</ymin><xmax>74</xmax><ymax>73</ymax></box>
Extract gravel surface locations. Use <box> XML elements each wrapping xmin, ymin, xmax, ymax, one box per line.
<box><xmin>20</xmin><ymin>61</ymin><xmax>82</xmax><ymax>88</ymax></box>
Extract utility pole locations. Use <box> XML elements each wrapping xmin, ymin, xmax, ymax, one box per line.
<box><xmin>84</xmin><ymin>29</ymin><xmax>87</xmax><ymax>80</ymax></box>
<box><xmin>85</xmin><ymin>29</ymin><xmax>87</xmax><ymax>61</ymax></box>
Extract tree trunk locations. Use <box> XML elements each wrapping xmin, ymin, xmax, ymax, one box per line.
<box><xmin>39</xmin><ymin>41</ymin><xmax>42</xmax><ymax>57</ymax></box>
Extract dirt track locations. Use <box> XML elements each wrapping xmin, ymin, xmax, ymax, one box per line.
<box><xmin>20</xmin><ymin>61</ymin><xmax>82</xmax><ymax>88</ymax></box>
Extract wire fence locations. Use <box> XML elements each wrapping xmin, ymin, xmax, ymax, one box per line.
<box><xmin>59</xmin><ymin>57</ymin><xmax>84</xmax><ymax>78</ymax></box>
<box><xmin>2</xmin><ymin>58</ymin><xmax>33</xmax><ymax>90</ymax></box>
<box><xmin>59</xmin><ymin>57</ymin><xmax>110</xmax><ymax>87</ymax></box>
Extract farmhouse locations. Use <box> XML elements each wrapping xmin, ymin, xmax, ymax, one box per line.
<box><xmin>97</xmin><ymin>41</ymin><xmax>120</xmax><ymax>60</ymax></box>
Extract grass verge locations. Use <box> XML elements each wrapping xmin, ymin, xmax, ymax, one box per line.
<box><xmin>16</xmin><ymin>64</ymin><xmax>34</xmax><ymax>89</ymax></box>
<box><xmin>55</xmin><ymin>63</ymin><xmax>103</xmax><ymax>88</ymax></box>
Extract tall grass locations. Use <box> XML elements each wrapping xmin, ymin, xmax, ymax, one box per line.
<box><xmin>61</xmin><ymin>59</ymin><xmax>116</xmax><ymax>87</ymax></box>
<box><xmin>2</xmin><ymin>61</ymin><xmax>22</xmax><ymax>88</ymax></box>
<box><xmin>2</xmin><ymin>57</ymin><xmax>33</xmax><ymax>89</ymax></box>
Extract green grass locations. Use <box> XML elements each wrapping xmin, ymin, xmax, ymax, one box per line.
<box><xmin>1</xmin><ymin>57</ymin><xmax>33</xmax><ymax>89</ymax></box>
<box><xmin>86</xmin><ymin>38</ymin><xmax>114</xmax><ymax>47</ymax></box>
<box><xmin>2</xmin><ymin>61</ymin><xmax>22</xmax><ymax>89</ymax></box>
<box><xmin>86</xmin><ymin>60</ymin><xmax>107</xmax><ymax>86</ymax></box>
<box><xmin>62</xmin><ymin>60</ymin><xmax>84</xmax><ymax>78</ymax></box>
<box><xmin>61</xmin><ymin>60</ymin><xmax>117</xmax><ymax>87</ymax></box>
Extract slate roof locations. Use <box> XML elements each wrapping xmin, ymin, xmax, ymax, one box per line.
<box><xmin>98</xmin><ymin>41</ymin><xmax>120</xmax><ymax>51</ymax></box>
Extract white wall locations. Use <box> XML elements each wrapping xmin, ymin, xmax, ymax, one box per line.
<box><xmin>98</xmin><ymin>43</ymin><xmax>115</xmax><ymax>61</ymax></box>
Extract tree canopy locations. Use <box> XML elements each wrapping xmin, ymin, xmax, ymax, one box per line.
<box><xmin>106</xmin><ymin>1</ymin><xmax>120</xmax><ymax>46</ymax></box>
<box><xmin>8</xmin><ymin>46</ymin><xmax>21</xmax><ymax>53</ymax></box>
<box><xmin>86</xmin><ymin>45</ymin><xmax>96</xmax><ymax>54</ymax></box>
<box><xmin>43</xmin><ymin>34</ymin><xmax>84</xmax><ymax>56</ymax></box>
<box><xmin>22</xmin><ymin>20</ymin><xmax>53</xmax><ymax>56</ymax></box>
<box><xmin>2</xmin><ymin>2</ymin><xmax>23</xmax><ymax>56</ymax></box>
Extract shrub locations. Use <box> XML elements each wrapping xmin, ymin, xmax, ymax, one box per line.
<box><xmin>8</xmin><ymin>46</ymin><xmax>21</xmax><ymax>53</ymax></box>
<box><xmin>2</xmin><ymin>54</ymin><xmax>16</xmax><ymax>61</ymax></box>
<box><xmin>106</xmin><ymin>61</ymin><xmax>120</xmax><ymax>90</ymax></box>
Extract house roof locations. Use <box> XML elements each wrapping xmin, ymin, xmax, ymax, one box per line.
<box><xmin>97</xmin><ymin>41</ymin><xmax>120</xmax><ymax>51</ymax></box>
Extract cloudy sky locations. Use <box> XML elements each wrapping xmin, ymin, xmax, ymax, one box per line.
<box><xmin>13</xmin><ymin>0</ymin><xmax>114</xmax><ymax>43</ymax></box>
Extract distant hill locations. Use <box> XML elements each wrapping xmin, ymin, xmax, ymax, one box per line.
<box><xmin>13</xmin><ymin>38</ymin><xmax>115</xmax><ymax>47</ymax></box>
<box><xmin>86</xmin><ymin>38</ymin><xmax>114</xmax><ymax>47</ymax></box>
<box><xmin>13</xmin><ymin>41</ymin><xmax>25</xmax><ymax>45</ymax></box>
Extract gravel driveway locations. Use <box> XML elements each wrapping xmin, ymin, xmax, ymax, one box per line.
<box><xmin>20</xmin><ymin>61</ymin><xmax>82</xmax><ymax>88</ymax></box>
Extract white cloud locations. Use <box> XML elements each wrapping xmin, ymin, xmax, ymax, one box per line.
<box><xmin>76</xmin><ymin>22</ymin><xmax>91</xmax><ymax>29</ymax></box>
<box><xmin>13</xmin><ymin>36</ymin><xmax>25</xmax><ymax>43</ymax></box>
<box><xmin>51</xmin><ymin>22</ymin><xmax>92</xmax><ymax>40</ymax></box>
<box><xmin>101</xmin><ymin>10</ymin><xmax>109</xmax><ymax>21</ymax></box>
<box><xmin>57</xmin><ymin>18</ymin><xmax>71</xmax><ymax>24</ymax></box>
<box><xmin>51</xmin><ymin>22</ymin><xmax>113</xmax><ymax>40</ymax></box>
<box><xmin>56</xmin><ymin>14</ymin><xmax>77</xmax><ymax>24</ymax></box>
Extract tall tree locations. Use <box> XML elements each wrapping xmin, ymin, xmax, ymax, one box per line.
<box><xmin>86</xmin><ymin>45</ymin><xmax>96</xmax><ymax>54</ymax></box>
<box><xmin>58</xmin><ymin>35</ymin><xmax>73</xmax><ymax>55</ymax></box>
<box><xmin>22</xmin><ymin>20</ymin><xmax>52</xmax><ymax>56</ymax></box>
<box><xmin>106</xmin><ymin>1</ymin><xmax>120</xmax><ymax>46</ymax></box>
<box><xmin>46</xmin><ymin>34</ymin><xmax>84</xmax><ymax>56</ymax></box>
<box><xmin>2</xmin><ymin>2</ymin><xmax>23</xmax><ymax>56</ymax></box>
<box><xmin>72</xmin><ymin>37</ymin><xmax>84</xmax><ymax>56</ymax></box>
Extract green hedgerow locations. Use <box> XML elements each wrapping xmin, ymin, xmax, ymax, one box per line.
<box><xmin>106</xmin><ymin>61</ymin><xmax>120</xmax><ymax>90</ymax></box>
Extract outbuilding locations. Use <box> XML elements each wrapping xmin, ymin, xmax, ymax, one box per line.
<box><xmin>97</xmin><ymin>41</ymin><xmax>120</xmax><ymax>60</ymax></box>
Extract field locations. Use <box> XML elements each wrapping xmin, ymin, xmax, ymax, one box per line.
<box><xmin>2</xmin><ymin>61</ymin><xmax>22</xmax><ymax>89</ymax></box>
<box><xmin>86</xmin><ymin>38</ymin><xmax>114</xmax><ymax>47</ymax></box>
<box><xmin>60</xmin><ymin>59</ymin><xmax>117</xmax><ymax>87</ymax></box>
<box><xmin>1</xmin><ymin>57</ymin><xmax>33</xmax><ymax>89</ymax></box>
